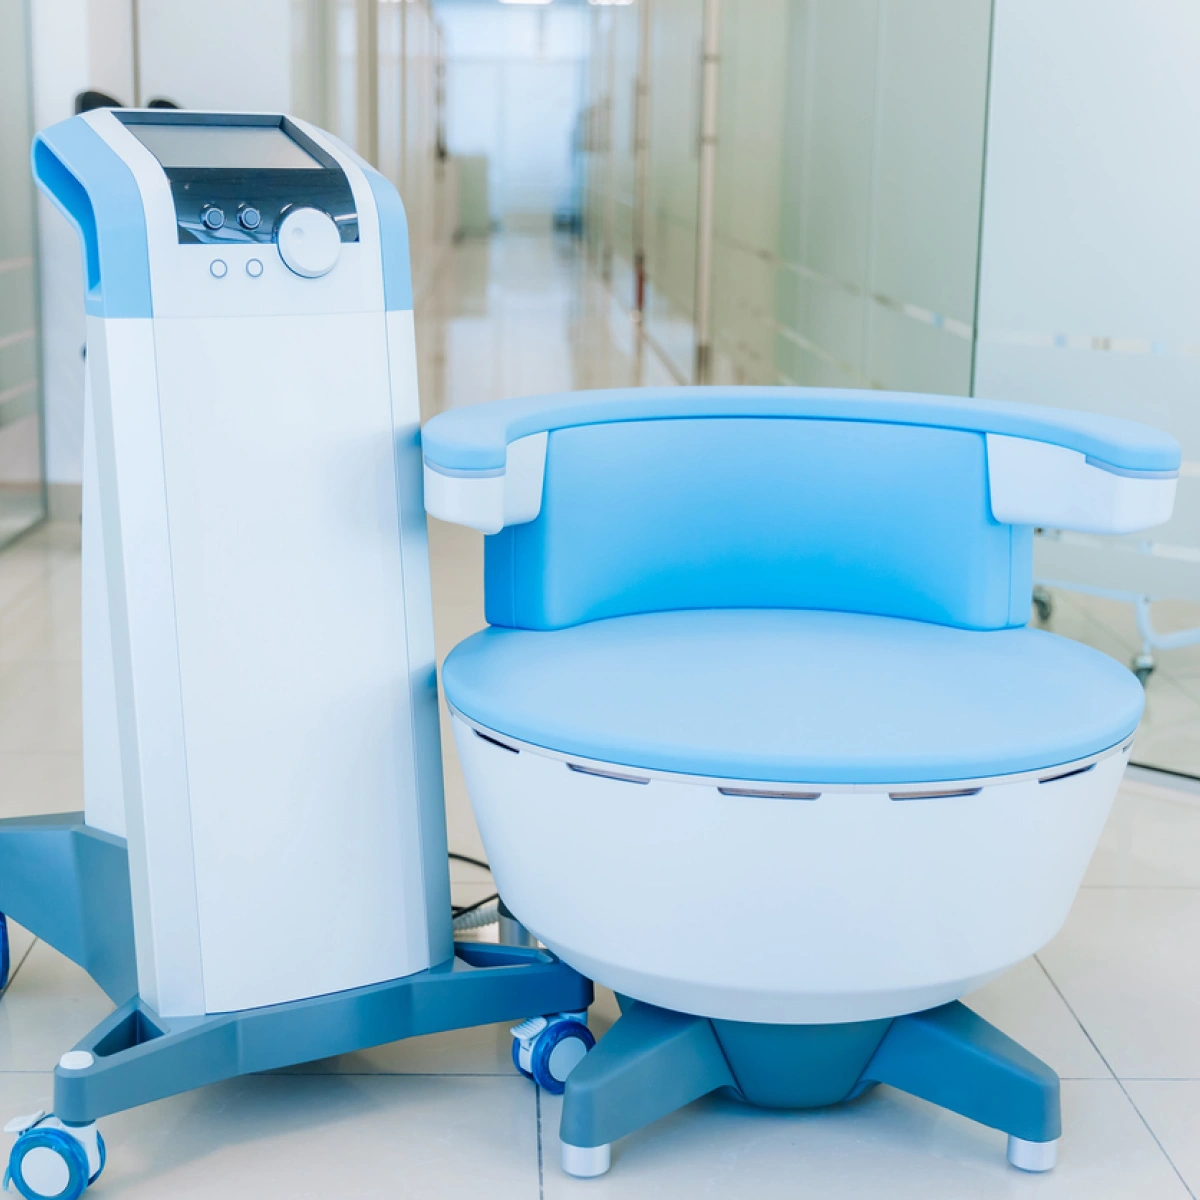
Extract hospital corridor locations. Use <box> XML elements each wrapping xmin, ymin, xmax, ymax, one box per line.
<box><xmin>3</xmin><ymin>1</ymin><xmax>1200</xmax><ymax>1197</ymax></box>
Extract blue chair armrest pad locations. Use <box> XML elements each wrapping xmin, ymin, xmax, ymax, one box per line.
<box><xmin>421</xmin><ymin>386</ymin><xmax>1180</xmax><ymax>477</ymax></box>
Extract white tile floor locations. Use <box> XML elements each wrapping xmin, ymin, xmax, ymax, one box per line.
<box><xmin>2</xmin><ymin>235</ymin><xmax>1200</xmax><ymax>1197</ymax></box>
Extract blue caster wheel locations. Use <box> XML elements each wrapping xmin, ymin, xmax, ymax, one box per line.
<box><xmin>0</xmin><ymin>914</ymin><xmax>10</xmax><ymax>993</ymax></box>
<box><xmin>510</xmin><ymin>1013</ymin><xmax>595</xmax><ymax>1095</ymax></box>
<box><xmin>511</xmin><ymin>1030</ymin><xmax>533</xmax><ymax>1082</ymax></box>
<box><xmin>4</xmin><ymin>1116</ymin><xmax>105</xmax><ymax>1200</ymax></box>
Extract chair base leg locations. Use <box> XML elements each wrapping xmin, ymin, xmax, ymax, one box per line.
<box><xmin>559</xmin><ymin>999</ymin><xmax>1062</xmax><ymax>1178</ymax></box>
<box><xmin>1007</xmin><ymin>1135</ymin><xmax>1059</xmax><ymax>1173</ymax></box>
<box><xmin>560</xmin><ymin>1000</ymin><xmax>735</xmax><ymax>1154</ymax></box>
<box><xmin>561</xmin><ymin>1142</ymin><xmax>611</xmax><ymax>1178</ymax></box>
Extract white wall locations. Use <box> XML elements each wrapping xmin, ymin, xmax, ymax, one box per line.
<box><xmin>440</xmin><ymin>3</ymin><xmax>586</xmax><ymax>229</ymax></box>
<box><xmin>137</xmin><ymin>0</ymin><xmax>295</xmax><ymax>110</ymax></box>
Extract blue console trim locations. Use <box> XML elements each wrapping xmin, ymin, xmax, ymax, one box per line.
<box><xmin>32</xmin><ymin>117</ymin><xmax>152</xmax><ymax>320</ymax></box>
<box><xmin>360</xmin><ymin>164</ymin><xmax>414</xmax><ymax>313</ymax></box>
<box><xmin>420</xmin><ymin>387</ymin><xmax>1181</xmax><ymax>476</ymax></box>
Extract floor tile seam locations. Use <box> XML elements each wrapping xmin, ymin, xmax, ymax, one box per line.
<box><xmin>0</xmin><ymin>751</ymin><xmax>85</xmax><ymax>758</ymax></box>
<box><xmin>1078</xmin><ymin>884</ymin><xmax>1200</xmax><ymax>891</ymax></box>
<box><xmin>1050</xmin><ymin>593</ymin><xmax>1141</xmax><ymax>656</ymax></box>
<box><xmin>1034</xmin><ymin>953</ymin><xmax>1197</xmax><ymax>1198</ymax></box>
<box><xmin>535</xmin><ymin>1084</ymin><xmax>545</xmax><ymax>1200</ymax></box>
<box><xmin>0</xmin><ymin>575</ymin><xmax>60</xmax><ymax>621</ymax></box>
<box><xmin>1159</xmin><ymin>672</ymin><xmax>1200</xmax><ymax>710</ymax></box>
<box><xmin>1058</xmin><ymin>1074</ymin><xmax>1138</xmax><ymax>1081</ymax></box>
<box><xmin>0</xmin><ymin>661</ymin><xmax>83</xmax><ymax>672</ymax></box>
<box><xmin>1117</xmin><ymin>1077</ymin><xmax>1200</xmax><ymax>1083</ymax></box>
<box><xmin>0</xmin><ymin>935</ymin><xmax>40</xmax><ymax>999</ymax></box>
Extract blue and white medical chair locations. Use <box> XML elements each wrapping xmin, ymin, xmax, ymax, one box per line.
<box><xmin>423</xmin><ymin>386</ymin><xmax>1178</xmax><ymax>1178</ymax></box>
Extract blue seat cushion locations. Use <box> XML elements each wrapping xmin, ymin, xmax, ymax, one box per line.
<box><xmin>442</xmin><ymin>609</ymin><xmax>1144</xmax><ymax>784</ymax></box>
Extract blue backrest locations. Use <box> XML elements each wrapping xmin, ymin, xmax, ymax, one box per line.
<box><xmin>484</xmin><ymin>416</ymin><xmax>1034</xmax><ymax>632</ymax></box>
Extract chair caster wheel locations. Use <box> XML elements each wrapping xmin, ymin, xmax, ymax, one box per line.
<box><xmin>0</xmin><ymin>913</ymin><xmax>10</xmax><ymax>993</ymax></box>
<box><xmin>1007</xmin><ymin>1134</ymin><xmax>1058</xmax><ymax>1172</ymax></box>
<box><xmin>562</xmin><ymin>1141</ymin><xmax>611</xmax><ymax>1178</ymax></box>
<box><xmin>4</xmin><ymin>1115</ymin><xmax>105</xmax><ymax>1199</ymax></box>
<box><xmin>510</xmin><ymin>1012</ymin><xmax>595</xmax><ymax>1095</ymax></box>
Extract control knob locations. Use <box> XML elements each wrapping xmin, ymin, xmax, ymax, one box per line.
<box><xmin>276</xmin><ymin>207</ymin><xmax>340</xmax><ymax>279</ymax></box>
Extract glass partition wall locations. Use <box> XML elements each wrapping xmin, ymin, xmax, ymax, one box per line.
<box><xmin>582</xmin><ymin>3</ymin><xmax>641</xmax><ymax>306</ymax></box>
<box><xmin>710</xmin><ymin>0</ymin><xmax>991</xmax><ymax>394</ymax></box>
<box><xmin>292</xmin><ymin>0</ymin><xmax>447</xmax><ymax>297</ymax></box>
<box><xmin>0</xmin><ymin>0</ymin><xmax>47</xmax><ymax>546</ymax></box>
<box><xmin>582</xmin><ymin>0</ymin><xmax>1200</xmax><ymax>779</ymax></box>
<box><xmin>641</xmin><ymin>0</ymin><xmax>704</xmax><ymax>382</ymax></box>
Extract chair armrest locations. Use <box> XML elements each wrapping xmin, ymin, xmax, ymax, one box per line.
<box><xmin>421</xmin><ymin>387</ymin><xmax>1180</xmax><ymax>534</ymax></box>
<box><xmin>422</xmin><ymin>432</ymin><xmax>547</xmax><ymax>534</ymax></box>
<box><xmin>987</xmin><ymin>434</ymin><xmax>1176</xmax><ymax>535</ymax></box>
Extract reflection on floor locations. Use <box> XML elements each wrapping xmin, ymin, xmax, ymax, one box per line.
<box><xmin>2</xmin><ymin>236</ymin><xmax>1200</xmax><ymax>1198</ymax></box>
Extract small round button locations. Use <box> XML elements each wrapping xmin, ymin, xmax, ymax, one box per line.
<box><xmin>239</xmin><ymin>206</ymin><xmax>262</xmax><ymax>231</ymax></box>
<box><xmin>246</xmin><ymin>258</ymin><xmax>263</xmax><ymax>278</ymax></box>
<box><xmin>276</xmin><ymin>208</ymin><xmax>341</xmax><ymax>278</ymax></box>
<box><xmin>209</xmin><ymin>259</ymin><xmax>227</xmax><ymax>278</ymax></box>
<box><xmin>201</xmin><ymin>206</ymin><xmax>225</xmax><ymax>231</ymax></box>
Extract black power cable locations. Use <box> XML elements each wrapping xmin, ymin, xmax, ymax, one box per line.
<box><xmin>452</xmin><ymin>891</ymin><xmax>500</xmax><ymax>919</ymax></box>
<box><xmin>449</xmin><ymin>851</ymin><xmax>495</xmax><ymax>916</ymax></box>
<box><xmin>448</xmin><ymin>851</ymin><xmax>491</xmax><ymax>872</ymax></box>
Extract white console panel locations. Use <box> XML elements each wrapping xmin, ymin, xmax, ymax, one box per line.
<box><xmin>89</xmin><ymin>309</ymin><xmax>442</xmax><ymax>1016</ymax></box>
<box><xmin>149</xmin><ymin>311</ymin><xmax>433</xmax><ymax>1014</ymax></box>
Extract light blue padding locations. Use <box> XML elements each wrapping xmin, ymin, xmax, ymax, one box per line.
<box><xmin>32</xmin><ymin>117</ymin><xmax>152</xmax><ymax>319</ymax></box>
<box><xmin>421</xmin><ymin>386</ymin><xmax>1181</xmax><ymax>476</ymax></box>
<box><xmin>485</xmin><ymin>418</ymin><xmax>1033</xmax><ymax>631</ymax></box>
<box><xmin>442</xmin><ymin>609</ymin><xmax>1144</xmax><ymax>783</ymax></box>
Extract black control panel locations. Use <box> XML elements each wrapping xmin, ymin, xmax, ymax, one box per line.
<box><xmin>116</xmin><ymin>112</ymin><xmax>358</xmax><ymax>246</ymax></box>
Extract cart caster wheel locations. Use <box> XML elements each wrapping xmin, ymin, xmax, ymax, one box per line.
<box><xmin>511</xmin><ymin>1030</ymin><xmax>533</xmax><ymax>1082</ymax></box>
<box><xmin>4</xmin><ymin>1127</ymin><xmax>104</xmax><ymax>1199</ymax></box>
<box><xmin>510</xmin><ymin>1013</ymin><xmax>595</xmax><ymax>1095</ymax></box>
<box><xmin>0</xmin><ymin>913</ymin><xmax>10</xmax><ymax>993</ymax></box>
<box><xmin>1032</xmin><ymin>587</ymin><xmax>1053</xmax><ymax>624</ymax></box>
<box><xmin>4</xmin><ymin>1115</ymin><xmax>105</xmax><ymax>1199</ymax></box>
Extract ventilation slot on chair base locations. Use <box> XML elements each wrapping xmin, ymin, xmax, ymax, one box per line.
<box><xmin>718</xmin><ymin>787</ymin><xmax>821</xmax><ymax>800</ymax></box>
<box><xmin>567</xmin><ymin>763</ymin><xmax>650</xmax><ymax>785</ymax></box>
<box><xmin>889</xmin><ymin>787</ymin><xmax>983</xmax><ymax>801</ymax></box>
<box><xmin>475</xmin><ymin>730</ymin><xmax>520</xmax><ymax>754</ymax></box>
<box><xmin>1038</xmin><ymin>763</ymin><xmax>1096</xmax><ymax>785</ymax></box>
